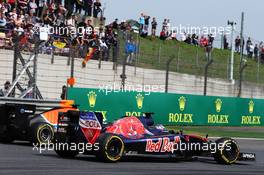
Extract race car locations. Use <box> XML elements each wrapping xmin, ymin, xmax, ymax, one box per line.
<box><xmin>0</xmin><ymin>100</ymin><xmax>77</xmax><ymax>144</ymax></box>
<box><xmin>54</xmin><ymin>111</ymin><xmax>256</xmax><ymax>164</ymax></box>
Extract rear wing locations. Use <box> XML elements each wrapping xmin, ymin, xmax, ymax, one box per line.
<box><xmin>0</xmin><ymin>97</ymin><xmax>74</xmax><ymax>108</ymax></box>
<box><xmin>0</xmin><ymin>97</ymin><xmax>75</xmax><ymax>114</ymax></box>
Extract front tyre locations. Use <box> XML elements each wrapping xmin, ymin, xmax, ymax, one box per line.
<box><xmin>214</xmin><ymin>138</ymin><xmax>240</xmax><ymax>164</ymax></box>
<box><xmin>95</xmin><ymin>133</ymin><xmax>124</xmax><ymax>162</ymax></box>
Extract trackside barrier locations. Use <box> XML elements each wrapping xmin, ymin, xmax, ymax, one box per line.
<box><xmin>67</xmin><ymin>88</ymin><xmax>264</xmax><ymax>126</ymax></box>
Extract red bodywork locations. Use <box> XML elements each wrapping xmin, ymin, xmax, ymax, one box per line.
<box><xmin>106</xmin><ymin>117</ymin><xmax>146</xmax><ymax>139</ymax></box>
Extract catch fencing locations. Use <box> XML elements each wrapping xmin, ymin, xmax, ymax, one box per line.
<box><xmin>0</xmin><ymin>30</ymin><xmax>264</xmax><ymax>99</ymax></box>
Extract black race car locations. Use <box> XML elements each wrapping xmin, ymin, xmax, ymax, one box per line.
<box><xmin>54</xmin><ymin>111</ymin><xmax>256</xmax><ymax>164</ymax></box>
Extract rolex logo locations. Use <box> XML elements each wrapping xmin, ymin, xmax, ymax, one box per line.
<box><xmin>88</xmin><ymin>91</ymin><xmax>97</xmax><ymax>108</ymax></box>
<box><xmin>215</xmin><ymin>99</ymin><xmax>222</xmax><ymax>113</ymax></box>
<box><xmin>136</xmin><ymin>93</ymin><xmax>144</xmax><ymax>109</ymax></box>
<box><xmin>178</xmin><ymin>96</ymin><xmax>186</xmax><ymax>111</ymax></box>
<box><xmin>249</xmin><ymin>100</ymin><xmax>254</xmax><ymax>114</ymax></box>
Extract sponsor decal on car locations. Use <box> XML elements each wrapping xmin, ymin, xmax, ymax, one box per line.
<box><xmin>145</xmin><ymin>136</ymin><xmax>180</xmax><ymax>153</ymax></box>
<box><xmin>241</xmin><ymin>153</ymin><xmax>256</xmax><ymax>159</ymax></box>
<box><xmin>79</xmin><ymin>112</ymin><xmax>102</xmax><ymax>144</ymax></box>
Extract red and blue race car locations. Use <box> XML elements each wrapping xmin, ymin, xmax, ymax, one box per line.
<box><xmin>54</xmin><ymin>111</ymin><xmax>255</xmax><ymax>164</ymax></box>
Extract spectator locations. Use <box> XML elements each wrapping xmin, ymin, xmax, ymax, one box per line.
<box><xmin>199</xmin><ymin>35</ymin><xmax>208</xmax><ymax>47</ymax></box>
<box><xmin>75</xmin><ymin>0</ymin><xmax>83</xmax><ymax>14</ymax></box>
<box><xmin>165</xmin><ymin>19</ymin><xmax>170</xmax><ymax>35</ymax></box>
<box><xmin>60</xmin><ymin>85</ymin><xmax>67</xmax><ymax>100</ymax></box>
<box><xmin>9</xmin><ymin>8</ymin><xmax>18</xmax><ymax>22</ymax></box>
<box><xmin>66</xmin><ymin>14</ymin><xmax>77</xmax><ymax>27</ymax></box>
<box><xmin>159</xmin><ymin>30</ymin><xmax>166</xmax><ymax>40</ymax></box>
<box><xmin>259</xmin><ymin>42</ymin><xmax>264</xmax><ymax>57</ymax></box>
<box><xmin>162</xmin><ymin>19</ymin><xmax>167</xmax><ymax>31</ymax></box>
<box><xmin>0</xmin><ymin>87</ymin><xmax>3</xmax><ymax>96</ymax></box>
<box><xmin>55</xmin><ymin>12</ymin><xmax>64</xmax><ymax>26</ymax></box>
<box><xmin>144</xmin><ymin>15</ymin><xmax>150</xmax><ymax>31</ymax></box>
<box><xmin>185</xmin><ymin>34</ymin><xmax>192</xmax><ymax>44</ymax></box>
<box><xmin>246</xmin><ymin>37</ymin><xmax>252</xmax><ymax>55</ymax></box>
<box><xmin>151</xmin><ymin>17</ymin><xmax>157</xmax><ymax>36</ymax></box>
<box><xmin>191</xmin><ymin>34</ymin><xmax>198</xmax><ymax>45</ymax></box>
<box><xmin>208</xmin><ymin>34</ymin><xmax>214</xmax><ymax>46</ymax></box>
<box><xmin>65</xmin><ymin>0</ymin><xmax>75</xmax><ymax>16</ymax></box>
<box><xmin>170</xmin><ymin>30</ymin><xmax>177</xmax><ymax>40</ymax></box>
<box><xmin>141</xmin><ymin>23</ymin><xmax>148</xmax><ymax>37</ymax></box>
<box><xmin>125</xmin><ymin>39</ymin><xmax>136</xmax><ymax>64</ymax></box>
<box><xmin>223</xmin><ymin>35</ymin><xmax>229</xmax><ymax>49</ymax></box>
<box><xmin>254</xmin><ymin>44</ymin><xmax>259</xmax><ymax>60</ymax></box>
<box><xmin>259</xmin><ymin>42</ymin><xmax>264</xmax><ymax>48</ymax></box>
<box><xmin>0</xmin><ymin>81</ymin><xmax>11</xmax><ymax>97</ymax></box>
<box><xmin>29</xmin><ymin>0</ymin><xmax>38</xmax><ymax>15</ymax></box>
<box><xmin>38</xmin><ymin>0</ymin><xmax>47</xmax><ymax>18</ymax></box>
<box><xmin>260</xmin><ymin>46</ymin><xmax>264</xmax><ymax>63</ymax></box>
<box><xmin>7</xmin><ymin>0</ymin><xmax>16</xmax><ymax>11</ymax></box>
<box><xmin>248</xmin><ymin>41</ymin><xmax>254</xmax><ymax>58</ymax></box>
<box><xmin>235</xmin><ymin>36</ymin><xmax>240</xmax><ymax>53</ymax></box>
<box><xmin>139</xmin><ymin>13</ymin><xmax>145</xmax><ymax>34</ymax></box>
<box><xmin>27</xmin><ymin>10</ymin><xmax>38</xmax><ymax>24</ymax></box>
<box><xmin>18</xmin><ymin>0</ymin><xmax>29</xmax><ymax>13</ymax></box>
<box><xmin>14</xmin><ymin>24</ymin><xmax>24</xmax><ymax>36</ymax></box>
<box><xmin>100</xmin><ymin>38</ymin><xmax>109</xmax><ymax>61</ymax></box>
<box><xmin>0</xmin><ymin>12</ymin><xmax>6</xmax><ymax>32</ymax></box>
<box><xmin>93</xmin><ymin>0</ymin><xmax>102</xmax><ymax>18</ymax></box>
<box><xmin>43</xmin><ymin>11</ymin><xmax>53</xmax><ymax>25</ymax></box>
<box><xmin>84</xmin><ymin>0</ymin><xmax>93</xmax><ymax>16</ymax></box>
<box><xmin>179</xmin><ymin>32</ymin><xmax>186</xmax><ymax>42</ymax></box>
<box><xmin>112</xmin><ymin>18</ymin><xmax>119</xmax><ymax>30</ymax></box>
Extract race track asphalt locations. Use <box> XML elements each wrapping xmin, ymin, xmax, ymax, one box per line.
<box><xmin>0</xmin><ymin>139</ymin><xmax>263</xmax><ymax>175</ymax></box>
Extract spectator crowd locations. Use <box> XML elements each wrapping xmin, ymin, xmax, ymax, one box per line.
<box><xmin>0</xmin><ymin>0</ymin><xmax>122</xmax><ymax>64</ymax></box>
<box><xmin>132</xmin><ymin>12</ymin><xmax>264</xmax><ymax>63</ymax></box>
<box><xmin>0</xmin><ymin>1</ymin><xmax>263</xmax><ymax>64</ymax></box>
<box><xmin>1</xmin><ymin>4</ymin><xmax>264</xmax><ymax>98</ymax></box>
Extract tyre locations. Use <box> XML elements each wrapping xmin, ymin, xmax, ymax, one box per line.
<box><xmin>95</xmin><ymin>133</ymin><xmax>125</xmax><ymax>162</ymax></box>
<box><xmin>31</xmin><ymin>123</ymin><xmax>54</xmax><ymax>145</ymax></box>
<box><xmin>213</xmin><ymin>138</ymin><xmax>240</xmax><ymax>164</ymax></box>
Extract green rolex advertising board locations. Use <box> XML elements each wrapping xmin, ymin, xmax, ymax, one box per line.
<box><xmin>67</xmin><ymin>88</ymin><xmax>263</xmax><ymax>126</ymax></box>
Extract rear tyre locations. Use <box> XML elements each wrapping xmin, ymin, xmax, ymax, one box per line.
<box><xmin>213</xmin><ymin>138</ymin><xmax>240</xmax><ymax>164</ymax></box>
<box><xmin>95</xmin><ymin>133</ymin><xmax>124</xmax><ymax>162</ymax></box>
<box><xmin>31</xmin><ymin>123</ymin><xmax>54</xmax><ymax>145</ymax></box>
